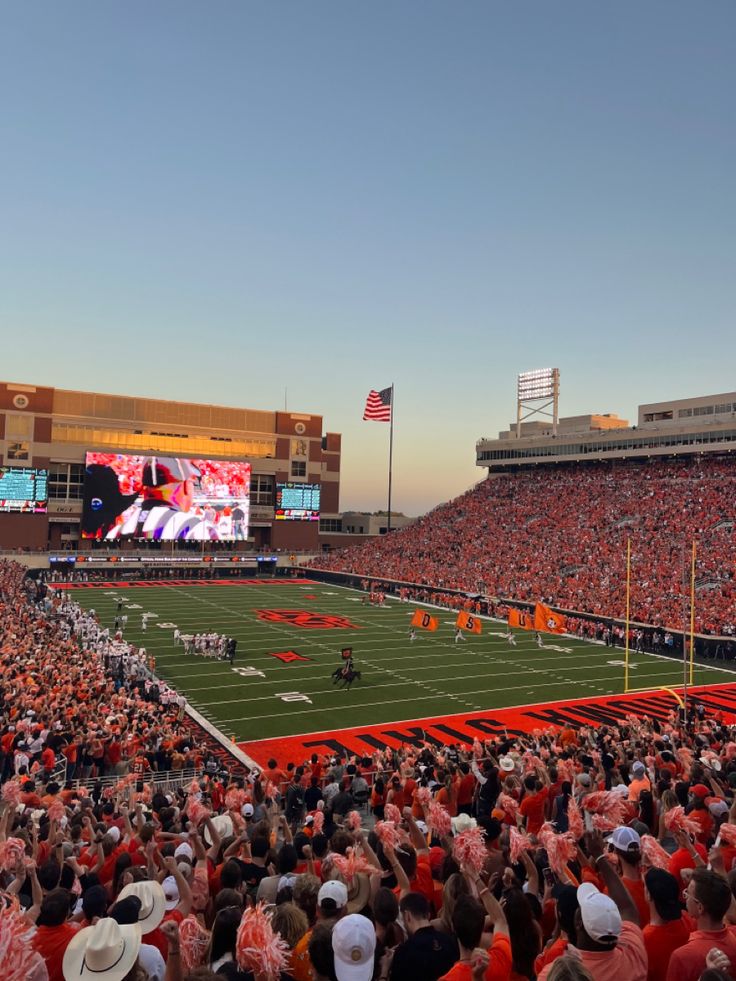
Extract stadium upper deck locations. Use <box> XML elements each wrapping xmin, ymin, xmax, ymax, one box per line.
<box><xmin>477</xmin><ymin>391</ymin><xmax>736</xmax><ymax>471</ymax></box>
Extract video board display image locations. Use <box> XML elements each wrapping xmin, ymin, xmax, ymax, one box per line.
<box><xmin>82</xmin><ymin>453</ymin><xmax>251</xmax><ymax>541</ymax></box>
<box><xmin>275</xmin><ymin>482</ymin><xmax>320</xmax><ymax>521</ymax></box>
<box><xmin>0</xmin><ymin>467</ymin><xmax>48</xmax><ymax>513</ymax></box>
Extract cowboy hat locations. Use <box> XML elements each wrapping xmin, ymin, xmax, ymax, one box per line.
<box><xmin>62</xmin><ymin>918</ymin><xmax>141</xmax><ymax>981</ymax></box>
<box><xmin>116</xmin><ymin>880</ymin><xmax>166</xmax><ymax>933</ymax></box>
<box><xmin>204</xmin><ymin>813</ymin><xmax>233</xmax><ymax>845</ymax></box>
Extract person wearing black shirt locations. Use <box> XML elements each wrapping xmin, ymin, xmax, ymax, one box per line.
<box><xmin>390</xmin><ymin>892</ymin><xmax>457</xmax><ymax>980</ymax></box>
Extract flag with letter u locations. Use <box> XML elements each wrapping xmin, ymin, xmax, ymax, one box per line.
<box><xmin>456</xmin><ymin>610</ymin><xmax>482</xmax><ymax>634</ymax></box>
<box><xmin>363</xmin><ymin>387</ymin><xmax>392</xmax><ymax>422</ymax></box>
<box><xmin>534</xmin><ymin>601</ymin><xmax>567</xmax><ymax>634</ymax></box>
<box><xmin>411</xmin><ymin>609</ymin><xmax>438</xmax><ymax>631</ymax></box>
<box><xmin>508</xmin><ymin>608</ymin><xmax>533</xmax><ymax>630</ymax></box>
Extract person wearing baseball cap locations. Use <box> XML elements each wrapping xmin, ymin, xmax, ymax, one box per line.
<box><xmin>628</xmin><ymin>760</ymin><xmax>651</xmax><ymax>802</ymax></box>
<box><xmin>537</xmin><ymin>834</ymin><xmax>646</xmax><ymax>981</ymax></box>
<box><xmin>687</xmin><ymin>784</ymin><xmax>715</xmax><ymax>845</ymax></box>
<box><xmin>642</xmin><ymin>868</ymin><xmax>690</xmax><ymax>981</ymax></box>
<box><xmin>317</xmin><ymin>880</ymin><xmax>349</xmax><ymax>922</ymax></box>
<box><xmin>331</xmin><ymin>913</ymin><xmax>375</xmax><ymax>981</ymax></box>
<box><xmin>605</xmin><ymin>826</ymin><xmax>649</xmax><ymax>927</ymax></box>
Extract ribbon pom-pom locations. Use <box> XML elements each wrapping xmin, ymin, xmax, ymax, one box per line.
<box><xmin>385</xmin><ymin>803</ymin><xmax>402</xmax><ymax>826</ymax></box>
<box><xmin>640</xmin><ymin>835</ymin><xmax>671</xmax><ymax>870</ymax></box>
<box><xmin>539</xmin><ymin>823</ymin><xmax>576</xmax><ymax>877</ymax></box>
<box><xmin>0</xmin><ymin>898</ymin><xmax>48</xmax><ymax>981</ymax></box>
<box><xmin>312</xmin><ymin>811</ymin><xmax>324</xmax><ymax>835</ymax></box>
<box><xmin>497</xmin><ymin>793</ymin><xmax>519</xmax><ymax>821</ymax></box>
<box><xmin>0</xmin><ymin>838</ymin><xmax>27</xmax><ymax>872</ymax></box>
<box><xmin>581</xmin><ymin>791</ymin><xmax>627</xmax><ymax>831</ymax></box>
<box><xmin>187</xmin><ymin>799</ymin><xmax>210</xmax><ymax>827</ymax></box>
<box><xmin>665</xmin><ymin>806</ymin><xmax>701</xmax><ymax>837</ymax></box>
<box><xmin>375</xmin><ymin>820</ymin><xmax>404</xmax><ymax>853</ymax></box>
<box><xmin>47</xmin><ymin>798</ymin><xmax>65</xmax><ymax>823</ymax></box>
<box><xmin>346</xmin><ymin>810</ymin><xmax>361</xmax><ymax>832</ymax></box>
<box><xmin>718</xmin><ymin>823</ymin><xmax>736</xmax><ymax>846</ymax></box>
<box><xmin>331</xmin><ymin>846</ymin><xmax>376</xmax><ymax>884</ymax></box>
<box><xmin>415</xmin><ymin>787</ymin><xmax>432</xmax><ymax>810</ymax></box>
<box><xmin>427</xmin><ymin>802</ymin><xmax>451</xmax><ymax>839</ymax></box>
<box><xmin>452</xmin><ymin>827</ymin><xmax>487</xmax><ymax>874</ymax></box>
<box><xmin>236</xmin><ymin>902</ymin><xmax>290</xmax><ymax>978</ymax></box>
<box><xmin>1</xmin><ymin>780</ymin><xmax>21</xmax><ymax>808</ymax></box>
<box><xmin>509</xmin><ymin>826</ymin><xmax>534</xmax><ymax>864</ymax></box>
<box><xmin>567</xmin><ymin>798</ymin><xmax>584</xmax><ymax>840</ymax></box>
<box><xmin>179</xmin><ymin>914</ymin><xmax>211</xmax><ymax>972</ymax></box>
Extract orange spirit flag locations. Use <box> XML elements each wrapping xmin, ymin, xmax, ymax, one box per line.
<box><xmin>411</xmin><ymin>609</ymin><xmax>438</xmax><ymax>631</ymax></box>
<box><xmin>508</xmin><ymin>608</ymin><xmax>533</xmax><ymax>630</ymax></box>
<box><xmin>456</xmin><ymin>611</ymin><xmax>482</xmax><ymax>635</ymax></box>
<box><xmin>534</xmin><ymin>602</ymin><xmax>567</xmax><ymax>634</ymax></box>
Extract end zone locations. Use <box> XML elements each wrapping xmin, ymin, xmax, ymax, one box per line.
<box><xmin>240</xmin><ymin>682</ymin><xmax>736</xmax><ymax>767</ymax></box>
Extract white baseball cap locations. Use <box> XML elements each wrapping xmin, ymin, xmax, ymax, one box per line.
<box><xmin>242</xmin><ymin>803</ymin><xmax>254</xmax><ymax>818</ymax></box>
<box><xmin>174</xmin><ymin>842</ymin><xmax>193</xmax><ymax>861</ymax></box>
<box><xmin>162</xmin><ymin>876</ymin><xmax>180</xmax><ymax>911</ymax></box>
<box><xmin>606</xmin><ymin>826</ymin><xmax>641</xmax><ymax>853</ymax></box>
<box><xmin>332</xmin><ymin>913</ymin><xmax>376</xmax><ymax>981</ymax></box>
<box><xmin>318</xmin><ymin>880</ymin><xmax>348</xmax><ymax>912</ymax></box>
<box><xmin>577</xmin><ymin>883</ymin><xmax>622</xmax><ymax>942</ymax></box>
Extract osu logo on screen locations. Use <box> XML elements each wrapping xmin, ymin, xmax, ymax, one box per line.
<box><xmin>256</xmin><ymin>609</ymin><xmax>358</xmax><ymax>630</ymax></box>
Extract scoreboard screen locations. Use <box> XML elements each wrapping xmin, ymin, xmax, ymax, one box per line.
<box><xmin>275</xmin><ymin>482</ymin><xmax>320</xmax><ymax>521</ymax></box>
<box><xmin>0</xmin><ymin>467</ymin><xmax>49</xmax><ymax>513</ymax></box>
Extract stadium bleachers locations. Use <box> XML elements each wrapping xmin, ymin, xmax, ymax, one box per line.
<box><xmin>315</xmin><ymin>457</ymin><xmax>736</xmax><ymax>634</ymax></box>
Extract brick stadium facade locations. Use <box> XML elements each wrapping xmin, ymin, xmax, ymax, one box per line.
<box><xmin>0</xmin><ymin>380</ymin><xmax>360</xmax><ymax>552</ymax></box>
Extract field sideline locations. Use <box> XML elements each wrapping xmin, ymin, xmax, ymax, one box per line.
<box><xmin>68</xmin><ymin>579</ymin><xmax>736</xmax><ymax>752</ymax></box>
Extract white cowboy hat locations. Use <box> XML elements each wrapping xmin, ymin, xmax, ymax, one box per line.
<box><xmin>204</xmin><ymin>813</ymin><xmax>233</xmax><ymax>845</ymax></box>
<box><xmin>499</xmin><ymin>756</ymin><xmax>516</xmax><ymax>773</ymax></box>
<box><xmin>62</xmin><ymin>918</ymin><xmax>141</xmax><ymax>981</ymax></box>
<box><xmin>116</xmin><ymin>880</ymin><xmax>166</xmax><ymax>933</ymax></box>
<box><xmin>451</xmin><ymin>813</ymin><xmax>478</xmax><ymax>835</ymax></box>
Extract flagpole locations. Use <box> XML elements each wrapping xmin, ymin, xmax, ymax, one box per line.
<box><xmin>387</xmin><ymin>384</ymin><xmax>394</xmax><ymax>533</ymax></box>
<box><xmin>689</xmin><ymin>539</ymin><xmax>696</xmax><ymax>686</ymax></box>
<box><xmin>624</xmin><ymin>538</ymin><xmax>631</xmax><ymax>693</ymax></box>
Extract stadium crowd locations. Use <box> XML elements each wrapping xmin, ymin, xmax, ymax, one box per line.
<box><xmin>315</xmin><ymin>457</ymin><xmax>736</xmax><ymax>636</ymax></box>
<box><xmin>5</xmin><ymin>561</ymin><xmax>736</xmax><ymax>979</ymax></box>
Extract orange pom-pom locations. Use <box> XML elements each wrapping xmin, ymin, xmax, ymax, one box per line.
<box><xmin>236</xmin><ymin>902</ymin><xmax>289</xmax><ymax>977</ymax></box>
<box><xmin>428</xmin><ymin>802</ymin><xmax>452</xmax><ymax>838</ymax></box>
<box><xmin>664</xmin><ymin>806</ymin><xmax>700</xmax><ymax>836</ymax></box>
<box><xmin>640</xmin><ymin>835</ymin><xmax>671</xmax><ymax>870</ymax></box>
<box><xmin>509</xmin><ymin>826</ymin><xmax>534</xmax><ymax>864</ymax></box>
<box><xmin>718</xmin><ymin>823</ymin><xmax>736</xmax><ymax>846</ymax></box>
<box><xmin>567</xmin><ymin>798</ymin><xmax>584</xmax><ymax>841</ymax></box>
<box><xmin>452</xmin><ymin>827</ymin><xmax>487</xmax><ymax>874</ymax></box>
<box><xmin>0</xmin><ymin>897</ymin><xmax>48</xmax><ymax>981</ymax></box>
<box><xmin>179</xmin><ymin>914</ymin><xmax>210</xmax><ymax>972</ymax></box>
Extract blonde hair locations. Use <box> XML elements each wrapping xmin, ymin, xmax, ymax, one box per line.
<box><xmin>546</xmin><ymin>956</ymin><xmax>595</xmax><ymax>981</ymax></box>
<box><xmin>270</xmin><ymin>902</ymin><xmax>309</xmax><ymax>950</ymax></box>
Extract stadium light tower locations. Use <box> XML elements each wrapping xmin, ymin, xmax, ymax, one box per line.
<box><xmin>516</xmin><ymin>368</ymin><xmax>560</xmax><ymax>438</ymax></box>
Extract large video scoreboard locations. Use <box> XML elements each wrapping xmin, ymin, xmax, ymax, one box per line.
<box><xmin>275</xmin><ymin>482</ymin><xmax>320</xmax><ymax>521</ymax></box>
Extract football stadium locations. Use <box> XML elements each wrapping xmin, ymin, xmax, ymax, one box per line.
<box><xmin>4</xmin><ymin>7</ymin><xmax>736</xmax><ymax>977</ymax></box>
<box><xmin>3</xmin><ymin>372</ymin><xmax>736</xmax><ymax>979</ymax></box>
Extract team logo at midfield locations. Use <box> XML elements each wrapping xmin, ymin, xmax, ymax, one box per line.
<box><xmin>256</xmin><ymin>609</ymin><xmax>358</xmax><ymax>630</ymax></box>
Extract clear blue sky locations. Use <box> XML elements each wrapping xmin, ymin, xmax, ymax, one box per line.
<box><xmin>2</xmin><ymin>2</ymin><xmax>734</xmax><ymax>515</ymax></box>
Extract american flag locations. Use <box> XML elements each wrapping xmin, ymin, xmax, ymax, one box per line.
<box><xmin>363</xmin><ymin>387</ymin><xmax>392</xmax><ymax>422</ymax></box>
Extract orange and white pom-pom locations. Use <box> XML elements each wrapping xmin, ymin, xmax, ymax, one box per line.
<box><xmin>0</xmin><ymin>897</ymin><xmax>48</xmax><ymax>981</ymax></box>
<box><xmin>312</xmin><ymin>811</ymin><xmax>325</xmax><ymax>835</ymax></box>
<box><xmin>1</xmin><ymin>780</ymin><xmax>21</xmax><ymax>808</ymax></box>
<box><xmin>452</xmin><ymin>826</ymin><xmax>487</xmax><ymax>874</ymax></box>
<box><xmin>187</xmin><ymin>799</ymin><xmax>211</xmax><ymax>827</ymax></box>
<box><xmin>102</xmin><ymin>786</ymin><xmax>115</xmax><ymax>800</ymax></box>
<box><xmin>473</xmin><ymin>738</ymin><xmax>483</xmax><ymax>758</ymax></box>
<box><xmin>676</xmin><ymin>747</ymin><xmax>694</xmax><ymax>770</ymax></box>
<box><xmin>264</xmin><ymin>780</ymin><xmax>277</xmax><ymax>801</ymax></box>
<box><xmin>179</xmin><ymin>914</ymin><xmax>211</xmax><ymax>972</ymax></box>
<box><xmin>47</xmin><ymin>798</ymin><xmax>65</xmax><ymax>822</ymax></box>
<box><xmin>556</xmin><ymin>760</ymin><xmax>574</xmax><ymax>785</ymax></box>
<box><xmin>582</xmin><ymin>791</ymin><xmax>627</xmax><ymax>828</ymax></box>
<box><xmin>375</xmin><ymin>820</ymin><xmax>404</xmax><ymax>853</ymax></box>
<box><xmin>640</xmin><ymin>835</ymin><xmax>671</xmax><ymax>870</ymax></box>
<box><xmin>539</xmin><ymin>824</ymin><xmax>576</xmax><ymax>877</ymax></box>
<box><xmin>718</xmin><ymin>823</ymin><xmax>736</xmax><ymax>846</ymax></box>
<box><xmin>236</xmin><ymin>903</ymin><xmax>289</xmax><ymax>978</ymax></box>
<box><xmin>428</xmin><ymin>801</ymin><xmax>452</xmax><ymax>839</ymax></box>
<box><xmin>497</xmin><ymin>793</ymin><xmax>519</xmax><ymax>820</ymax></box>
<box><xmin>509</xmin><ymin>826</ymin><xmax>535</xmax><ymax>864</ymax></box>
<box><xmin>225</xmin><ymin>788</ymin><xmax>247</xmax><ymax>812</ymax></box>
<box><xmin>522</xmin><ymin>752</ymin><xmax>544</xmax><ymax>774</ymax></box>
<box><xmin>385</xmin><ymin>803</ymin><xmax>402</xmax><ymax>826</ymax></box>
<box><xmin>188</xmin><ymin>779</ymin><xmax>201</xmax><ymax>797</ymax></box>
<box><xmin>0</xmin><ymin>838</ymin><xmax>27</xmax><ymax>872</ymax></box>
<box><xmin>567</xmin><ymin>798</ymin><xmax>585</xmax><ymax>841</ymax></box>
<box><xmin>664</xmin><ymin>806</ymin><xmax>700</xmax><ymax>836</ymax></box>
<box><xmin>346</xmin><ymin>810</ymin><xmax>361</xmax><ymax>832</ymax></box>
<box><xmin>415</xmin><ymin>787</ymin><xmax>432</xmax><ymax>809</ymax></box>
<box><xmin>332</xmin><ymin>846</ymin><xmax>376</xmax><ymax>884</ymax></box>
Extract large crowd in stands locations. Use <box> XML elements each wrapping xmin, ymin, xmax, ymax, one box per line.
<box><xmin>315</xmin><ymin>457</ymin><xmax>736</xmax><ymax>636</ymax></box>
<box><xmin>6</xmin><ymin>561</ymin><xmax>736</xmax><ymax>978</ymax></box>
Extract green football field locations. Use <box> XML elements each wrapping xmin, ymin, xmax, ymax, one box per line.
<box><xmin>68</xmin><ymin>579</ymin><xmax>733</xmax><ymax>745</ymax></box>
